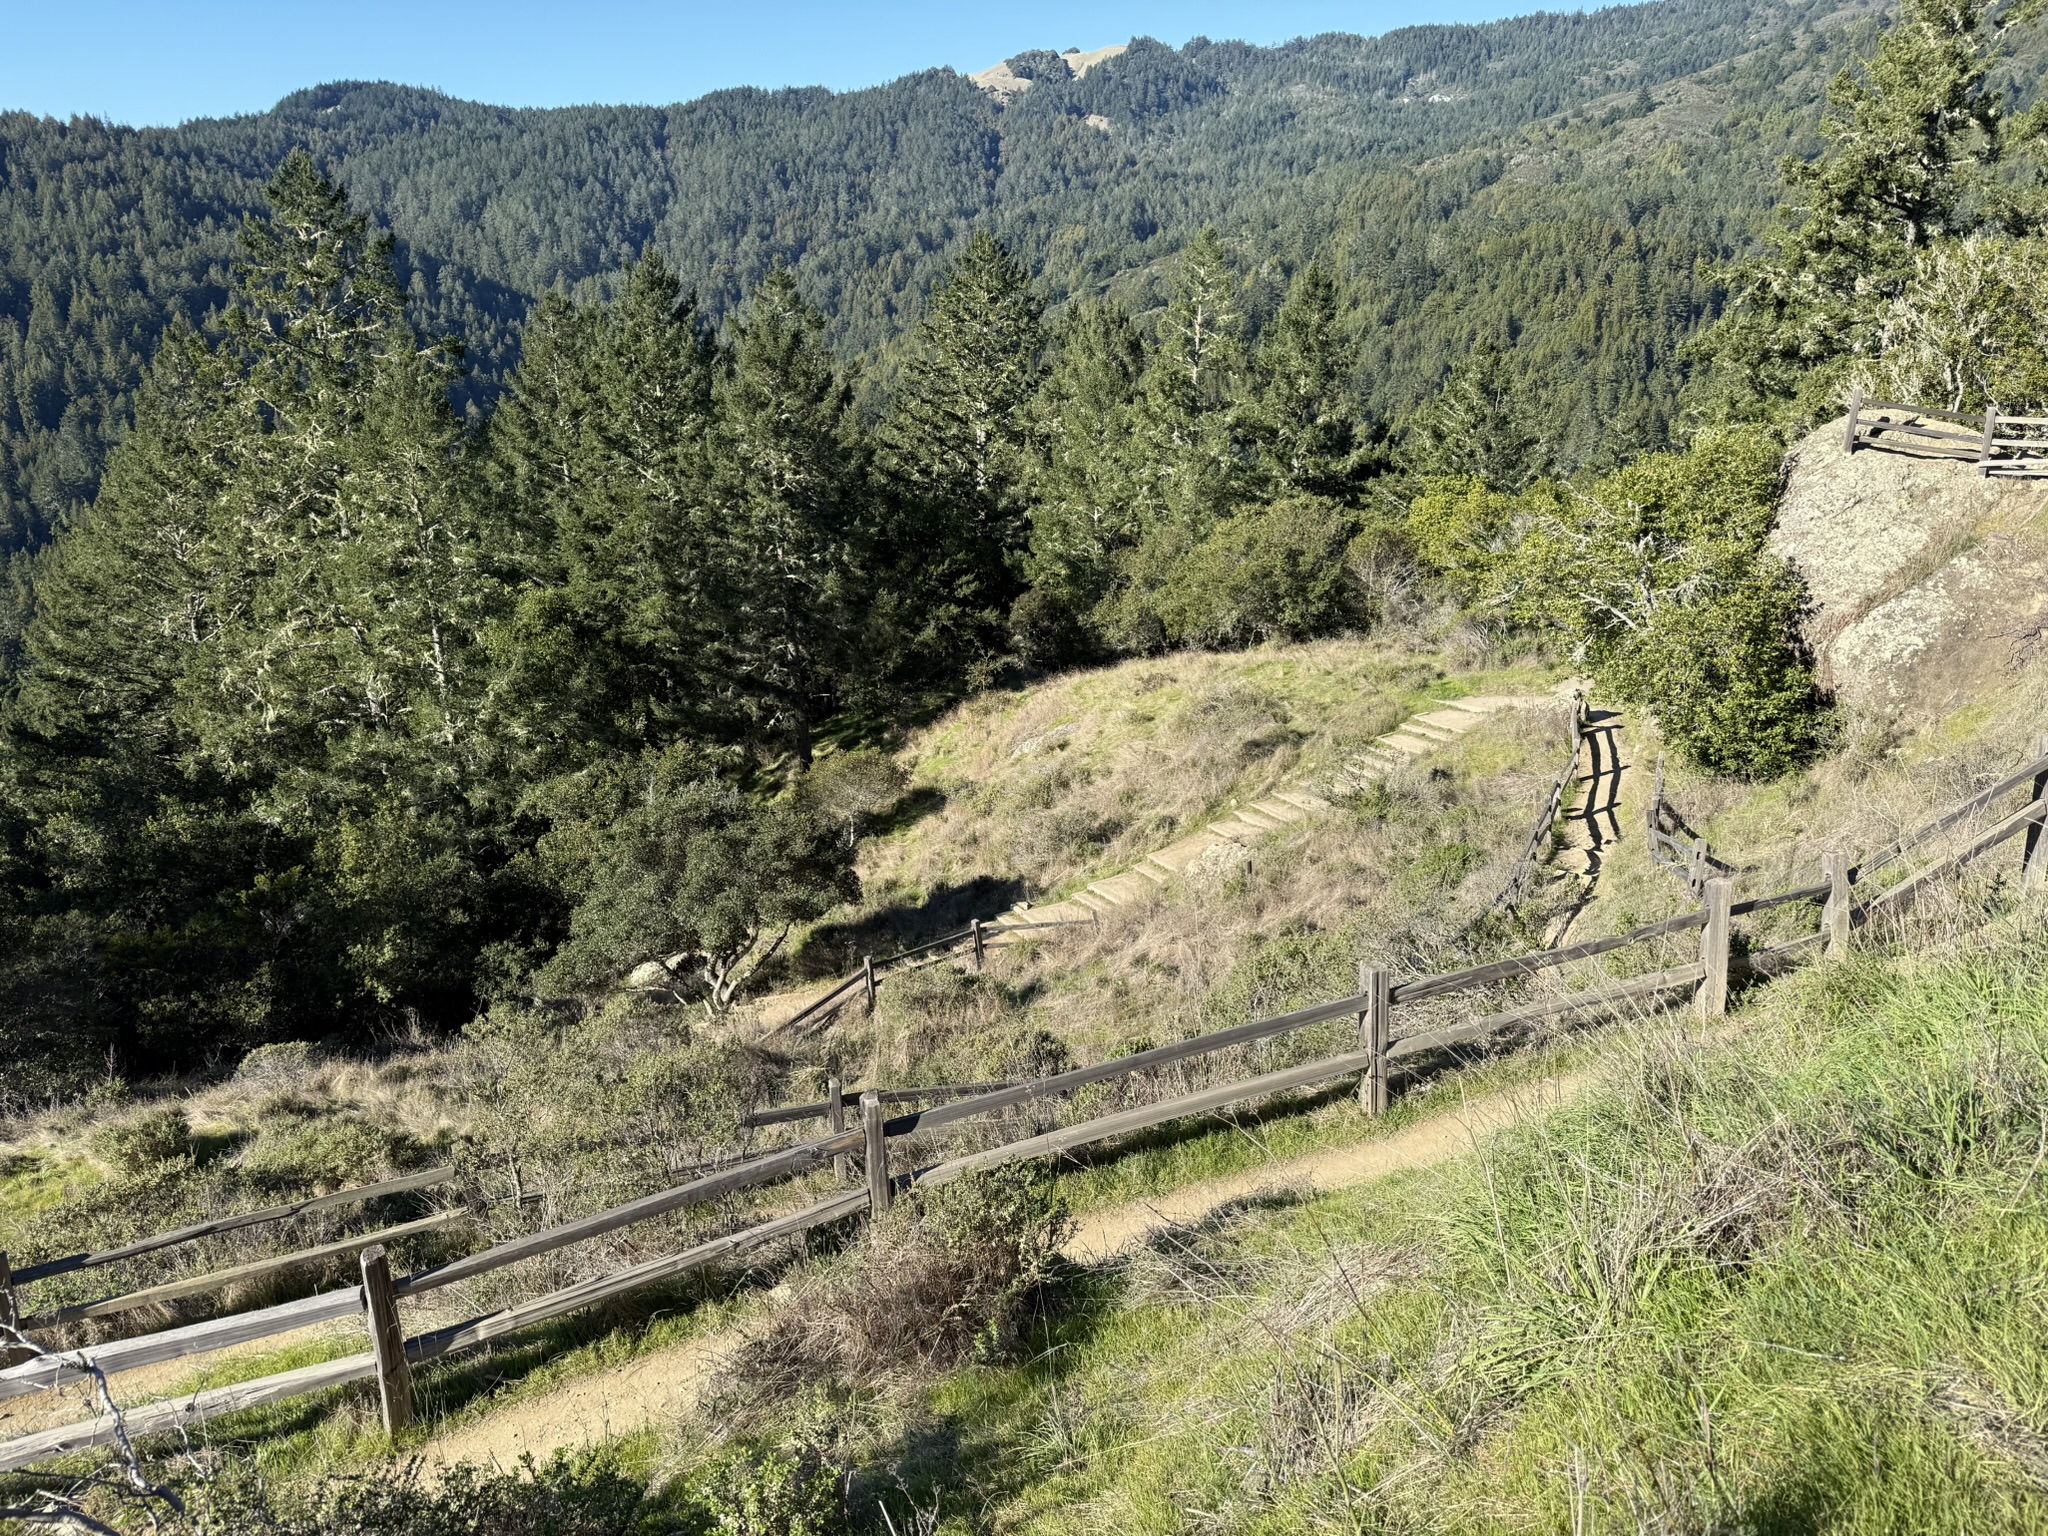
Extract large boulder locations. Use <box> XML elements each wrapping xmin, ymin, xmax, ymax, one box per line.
<box><xmin>1772</xmin><ymin>419</ymin><xmax>2048</xmax><ymax>717</ymax></box>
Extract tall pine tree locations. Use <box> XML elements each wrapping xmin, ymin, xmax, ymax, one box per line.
<box><xmin>1698</xmin><ymin>0</ymin><xmax>2021</xmax><ymax>418</ymax></box>
<box><xmin>1137</xmin><ymin>227</ymin><xmax>1248</xmax><ymax>537</ymax></box>
<box><xmin>1018</xmin><ymin>300</ymin><xmax>1148</xmax><ymax>660</ymax></box>
<box><xmin>875</xmin><ymin>233</ymin><xmax>1044</xmax><ymax>684</ymax></box>
<box><xmin>1244</xmin><ymin>262</ymin><xmax>1380</xmax><ymax>502</ymax></box>
<box><xmin>489</xmin><ymin>255</ymin><xmax>722</xmax><ymax>769</ymax></box>
<box><xmin>705</xmin><ymin>268</ymin><xmax>864</xmax><ymax>765</ymax></box>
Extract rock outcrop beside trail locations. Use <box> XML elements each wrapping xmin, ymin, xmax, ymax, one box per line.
<box><xmin>1772</xmin><ymin>419</ymin><xmax>2048</xmax><ymax>716</ymax></box>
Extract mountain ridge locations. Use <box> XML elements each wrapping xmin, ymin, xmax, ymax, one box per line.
<box><xmin>0</xmin><ymin>0</ymin><xmax>1901</xmax><ymax>659</ymax></box>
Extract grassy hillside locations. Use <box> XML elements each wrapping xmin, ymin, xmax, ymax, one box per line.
<box><xmin>822</xmin><ymin>918</ymin><xmax>2048</xmax><ymax>1534</ymax></box>
<box><xmin>5</xmin><ymin>644</ymin><xmax>2044</xmax><ymax>1530</ymax></box>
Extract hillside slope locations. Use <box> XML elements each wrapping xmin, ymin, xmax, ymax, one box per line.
<box><xmin>0</xmin><ymin>0</ymin><xmax>1891</xmax><ymax>616</ymax></box>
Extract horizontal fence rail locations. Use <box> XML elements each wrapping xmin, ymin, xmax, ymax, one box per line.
<box><xmin>6</xmin><ymin>741</ymin><xmax>2045</xmax><ymax>1472</ymax></box>
<box><xmin>1844</xmin><ymin>387</ymin><xmax>2048</xmax><ymax>477</ymax></box>
<box><xmin>17</xmin><ymin>1210</ymin><xmax>468</xmax><ymax>1332</ymax></box>
<box><xmin>740</xmin><ymin>1081</ymin><xmax>1018</xmax><ymax>1128</ymax></box>
<box><xmin>11</xmin><ymin>1166</ymin><xmax>455</xmax><ymax>1287</ymax></box>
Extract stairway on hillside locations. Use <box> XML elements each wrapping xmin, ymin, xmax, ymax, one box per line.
<box><xmin>1010</xmin><ymin>693</ymin><xmax>1556</xmax><ymax>926</ymax></box>
<box><xmin>1541</xmin><ymin>709</ymin><xmax>1629</xmax><ymax>945</ymax></box>
<box><xmin>751</xmin><ymin>688</ymin><xmax>1577</xmax><ymax>1032</ymax></box>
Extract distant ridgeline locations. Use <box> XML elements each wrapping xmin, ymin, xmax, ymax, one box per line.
<box><xmin>0</xmin><ymin>0</ymin><xmax>1976</xmax><ymax>651</ymax></box>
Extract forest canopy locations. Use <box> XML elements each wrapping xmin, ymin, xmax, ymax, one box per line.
<box><xmin>5</xmin><ymin>0</ymin><xmax>2047</xmax><ymax>1092</ymax></box>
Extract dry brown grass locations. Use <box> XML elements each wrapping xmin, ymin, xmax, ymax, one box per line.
<box><xmin>767</xmin><ymin>639</ymin><xmax>1565</xmax><ymax>979</ymax></box>
<box><xmin>800</xmin><ymin>699</ymin><xmax>1573</xmax><ymax>1109</ymax></box>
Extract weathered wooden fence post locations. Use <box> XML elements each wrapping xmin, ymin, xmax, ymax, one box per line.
<box><xmin>1357</xmin><ymin>963</ymin><xmax>1391</xmax><ymax>1115</ymax></box>
<box><xmin>1843</xmin><ymin>384</ymin><xmax>1864</xmax><ymax>454</ymax></box>
<box><xmin>1699</xmin><ymin>877</ymin><xmax>1734</xmax><ymax>1020</ymax></box>
<box><xmin>860</xmin><ymin>1091</ymin><xmax>891</xmax><ymax>1219</ymax></box>
<box><xmin>1822</xmin><ymin>851</ymin><xmax>1852</xmax><ymax>956</ymax></box>
<box><xmin>862</xmin><ymin>955</ymin><xmax>877</xmax><ymax>1014</ymax></box>
<box><xmin>358</xmin><ymin>1244</ymin><xmax>414</xmax><ymax>1434</ymax></box>
<box><xmin>2025</xmin><ymin>734</ymin><xmax>2048</xmax><ymax>893</ymax></box>
<box><xmin>971</xmin><ymin>918</ymin><xmax>985</xmax><ymax>972</ymax></box>
<box><xmin>826</xmin><ymin>1075</ymin><xmax>849</xmax><ymax>1184</ymax></box>
<box><xmin>1981</xmin><ymin>404</ymin><xmax>1999</xmax><ymax>468</ymax></box>
<box><xmin>0</xmin><ymin>1251</ymin><xmax>30</xmax><ymax>1367</ymax></box>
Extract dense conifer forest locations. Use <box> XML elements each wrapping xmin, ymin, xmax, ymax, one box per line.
<box><xmin>5</xmin><ymin>0</ymin><xmax>2047</xmax><ymax>1098</ymax></box>
<box><xmin>0</xmin><ymin>0</ymin><xmax>1901</xmax><ymax>662</ymax></box>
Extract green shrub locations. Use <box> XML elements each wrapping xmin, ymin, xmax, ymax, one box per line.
<box><xmin>1410</xmin><ymin>427</ymin><xmax>1829</xmax><ymax>779</ymax></box>
<box><xmin>239</xmin><ymin>1111</ymin><xmax>425</xmax><ymax>1192</ymax></box>
<box><xmin>235</xmin><ymin>1040</ymin><xmax>321</xmax><ymax>1085</ymax></box>
<box><xmin>163</xmin><ymin>1448</ymin><xmax>653</xmax><ymax>1534</ymax></box>
<box><xmin>701</xmin><ymin>1442</ymin><xmax>845</xmax><ymax>1536</ymax></box>
<box><xmin>90</xmin><ymin>1105</ymin><xmax>191</xmax><ymax>1172</ymax></box>
<box><xmin>792</xmin><ymin>747</ymin><xmax>910</xmax><ymax>850</ymax></box>
<box><xmin>1156</xmin><ymin>496</ymin><xmax>1367</xmax><ymax>647</ymax></box>
<box><xmin>721</xmin><ymin>1163</ymin><xmax>1071</xmax><ymax>1407</ymax></box>
<box><xmin>1599</xmin><ymin>561</ymin><xmax>1831</xmax><ymax>779</ymax></box>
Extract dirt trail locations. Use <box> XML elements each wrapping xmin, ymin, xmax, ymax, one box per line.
<box><xmin>413</xmin><ymin>1068</ymin><xmax>1594</xmax><ymax>1474</ymax></box>
<box><xmin>420</xmin><ymin>1332</ymin><xmax>741</xmax><ymax>1473</ymax></box>
<box><xmin>1060</xmin><ymin>1069</ymin><xmax>1591</xmax><ymax>1262</ymax></box>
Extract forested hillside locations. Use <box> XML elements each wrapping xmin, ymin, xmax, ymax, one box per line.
<box><xmin>0</xmin><ymin>0</ymin><xmax>1907</xmax><ymax>668</ymax></box>
<box><xmin>7</xmin><ymin>0</ymin><xmax>2046</xmax><ymax>1103</ymax></box>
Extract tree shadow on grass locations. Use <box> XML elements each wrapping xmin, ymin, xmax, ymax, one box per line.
<box><xmin>774</xmin><ymin>875</ymin><xmax>1029</xmax><ymax>983</ymax></box>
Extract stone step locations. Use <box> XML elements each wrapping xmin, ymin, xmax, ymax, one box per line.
<box><xmin>1414</xmin><ymin>709</ymin><xmax>1483</xmax><ymax>735</ymax></box>
<box><xmin>1071</xmin><ymin>889</ymin><xmax>1118</xmax><ymax>913</ymax></box>
<box><xmin>1400</xmin><ymin>718</ymin><xmax>1459</xmax><ymax>743</ymax></box>
<box><xmin>997</xmin><ymin>899</ymin><xmax>1094</xmax><ymax>928</ymax></box>
<box><xmin>1129</xmin><ymin>861</ymin><xmax>1171</xmax><ymax>886</ymax></box>
<box><xmin>1273</xmin><ymin>789</ymin><xmax>1331</xmax><ymax>814</ymax></box>
<box><xmin>1376</xmin><ymin>732</ymin><xmax>1437</xmax><ymax>756</ymax></box>
<box><xmin>1207</xmin><ymin>820</ymin><xmax>1256</xmax><ymax>842</ymax></box>
<box><xmin>1093</xmin><ymin>869</ymin><xmax>1167</xmax><ymax>905</ymax></box>
<box><xmin>1440</xmin><ymin>693</ymin><xmax>1536</xmax><ymax>715</ymax></box>
<box><xmin>1147</xmin><ymin>832</ymin><xmax>1226</xmax><ymax>874</ymax></box>
<box><xmin>1233</xmin><ymin>808</ymin><xmax>1287</xmax><ymax>832</ymax></box>
<box><xmin>1249</xmin><ymin>797</ymin><xmax>1308</xmax><ymax>824</ymax></box>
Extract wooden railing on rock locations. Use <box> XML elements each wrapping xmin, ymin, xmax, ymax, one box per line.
<box><xmin>5</xmin><ymin>743</ymin><xmax>2045</xmax><ymax>1473</ymax></box>
<box><xmin>1843</xmin><ymin>386</ymin><xmax>2048</xmax><ymax>477</ymax></box>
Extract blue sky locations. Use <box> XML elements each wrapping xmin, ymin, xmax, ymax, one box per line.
<box><xmin>6</xmin><ymin>1</ymin><xmax>1536</xmax><ymax>127</ymax></box>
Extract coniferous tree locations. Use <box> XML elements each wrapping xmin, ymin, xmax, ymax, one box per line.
<box><xmin>490</xmin><ymin>256</ymin><xmax>722</xmax><ymax>768</ymax></box>
<box><xmin>1403</xmin><ymin>343</ymin><xmax>1549</xmax><ymax>491</ymax></box>
<box><xmin>1697</xmin><ymin>0</ymin><xmax>2022</xmax><ymax>418</ymax></box>
<box><xmin>1137</xmin><ymin>228</ymin><xmax>1248</xmax><ymax>538</ymax></box>
<box><xmin>1017</xmin><ymin>300</ymin><xmax>1147</xmax><ymax>660</ymax></box>
<box><xmin>1</xmin><ymin>327</ymin><xmax>311</xmax><ymax>1070</ymax></box>
<box><xmin>876</xmin><ymin>233</ymin><xmax>1045</xmax><ymax>678</ymax></box>
<box><xmin>1244</xmin><ymin>262</ymin><xmax>1380</xmax><ymax>502</ymax></box>
<box><xmin>706</xmin><ymin>268</ymin><xmax>864</xmax><ymax>765</ymax></box>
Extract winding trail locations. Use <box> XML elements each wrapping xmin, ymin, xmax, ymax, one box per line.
<box><xmin>413</xmin><ymin>1067</ymin><xmax>1594</xmax><ymax>1473</ymax></box>
<box><xmin>757</xmin><ymin>687</ymin><xmax>1579</xmax><ymax>1031</ymax></box>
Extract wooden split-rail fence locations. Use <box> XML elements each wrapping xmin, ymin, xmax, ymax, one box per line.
<box><xmin>1483</xmin><ymin>694</ymin><xmax>1588</xmax><ymax>914</ymax></box>
<box><xmin>1843</xmin><ymin>387</ymin><xmax>2048</xmax><ymax>476</ymax></box>
<box><xmin>775</xmin><ymin>913</ymin><xmax>1094</xmax><ymax>1037</ymax></box>
<box><xmin>4</xmin><ymin>740</ymin><xmax>2047</xmax><ymax>1473</ymax></box>
<box><xmin>1645</xmin><ymin>756</ymin><xmax>1738</xmax><ymax>896</ymax></box>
